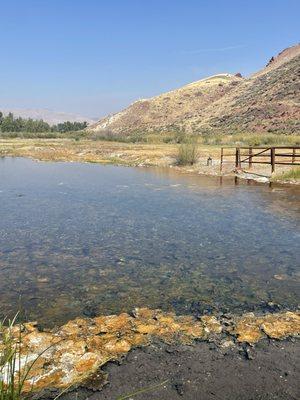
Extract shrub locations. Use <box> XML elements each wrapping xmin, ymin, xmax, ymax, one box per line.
<box><xmin>89</xmin><ymin>130</ymin><xmax>148</xmax><ymax>143</ymax></box>
<box><xmin>176</xmin><ymin>141</ymin><xmax>198</xmax><ymax>165</ymax></box>
<box><xmin>174</xmin><ymin>131</ymin><xmax>186</xmax><ymax>144</ymax></box>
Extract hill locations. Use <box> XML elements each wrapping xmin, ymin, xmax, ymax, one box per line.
<box><xmin>89</xmin><ymin>44</ymin><xmax>300</xmax><ymax>136</ymax></box>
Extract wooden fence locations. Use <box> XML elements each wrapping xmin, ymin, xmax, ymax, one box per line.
<box><xmin>220</xmin><ymin>146</ymin><xmax>300</xmax><ymax>173</ymax></box>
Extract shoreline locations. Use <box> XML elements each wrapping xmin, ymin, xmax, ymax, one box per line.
<box><xmin>3</xmin><ymin>308</ymin><xmax>299</xmax><ymax>396</ymax></box>
<box><xmin>0</xmin><ymin>145</ymin><xmax>299</xmax><ymax>397</ymax></box>
<box><xmin>0</xmin><ymin>138</ymin><xmax>299</xmax><ymax>185</ymax></box>
<box><xmin>39</xmin><ymin>339</ymin><xmax>300</xmax><ymax>400</ymax></box>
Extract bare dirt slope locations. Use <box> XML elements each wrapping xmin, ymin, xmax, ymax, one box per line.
<box><xmin>89</xmin><ymin>44</ymin><xmax>300</xmax><ymax>136</ymax></box>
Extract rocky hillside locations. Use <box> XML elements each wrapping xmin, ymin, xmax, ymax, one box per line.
<box><xmin>89</xmin><ymin>44</ymin><xmax>300</xmax><ymax>136</ymax></box>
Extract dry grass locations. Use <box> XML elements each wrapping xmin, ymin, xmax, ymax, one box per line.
<box><xmin>0</xmin><ymin>131</ymin><xmax>88</xmax><ymax>140</ymax></box>
<box><xmin>272</xmin><ymin>167</ymin><xmax>300</xmax><ymax>182</ymax></box>
<box><xmin>176</xmin><ymin>141</ymin><xmax>198</xmax><ymax>165</ymax></box>
<box><xmin>0</xmin><ymin>138</ymin><xmax>178</xmax><ymax>166</ymax></box>
<box><xmin>202</xmin><ymin>133</ymin><xmax>300</xmax><ymax>147</ymax></box>
<box><xmin>0</xmin><ymin>138</ymin><xmax>299</xmax><ymax>182</ymax></box>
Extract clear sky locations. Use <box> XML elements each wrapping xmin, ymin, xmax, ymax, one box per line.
<box><xmin>1</xmin><ymin>0</ymin><xmax>299</xmax><ymax>118</ymax></box>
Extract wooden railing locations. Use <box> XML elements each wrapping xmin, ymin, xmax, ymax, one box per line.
<box><xmin>220</xmin><ymin>146</ymin><xmax>300</xmax><ymax>173</ymax></box>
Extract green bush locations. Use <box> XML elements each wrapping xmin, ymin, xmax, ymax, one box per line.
<box><xmin>176</xmin><ymin>141</ymin><xmax>198</xmax><ymax>165</ymax></box>
<box><xmin>89</xmin><ymin>130</ymin><xmax>147</xmax><ymax>143</ymax></box>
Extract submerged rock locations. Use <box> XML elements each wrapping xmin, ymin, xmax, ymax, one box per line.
<box><xmin>232</xmin><ymin>311</ymin><xmax>300</xmax><ymax>343</ymax></box>
<box><xmin>1</xmin><ymin>308</ymin><xmax>299</xmax><ymax>394</ymax></box>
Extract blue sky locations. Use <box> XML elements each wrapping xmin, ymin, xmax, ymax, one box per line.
<box><xmin>1</xmin><ymin>0</ymin><xmax>299</xmax><ymax>118</ymax></box>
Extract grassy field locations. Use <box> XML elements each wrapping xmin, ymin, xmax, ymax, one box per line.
<box><xmin>1</xmin><ymin>130</ymin><xmax>300</xmax><ymax>146</ymax></box>
<box><xmin>0</xmin><ymin>136</ymin><xmax>227</xmax><ymax>168</ymax></box>
<box><xmin>88</xmin><ymin>131</ymin><xmax>300</xmax><ymax>147</ymax></box>
<box><xmin>0</xmin><ymin>134</ymin><xmax>299</xmax><ymax>182</ymax></box>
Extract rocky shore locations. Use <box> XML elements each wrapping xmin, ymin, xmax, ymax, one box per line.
<box><xmin>2</xmin><ymin>308</ymin><xmax>299</xmax><ymax>398</ymax></box>
<box><xmin>47</xmin><ymin>339</ymin><xmax>299</xmax><ymax>400</ymax></box>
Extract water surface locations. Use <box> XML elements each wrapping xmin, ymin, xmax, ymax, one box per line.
<box><xmin>0</xmin><ymin>157</ymin><xmax>299</xmax><ymax>327</ymax></box>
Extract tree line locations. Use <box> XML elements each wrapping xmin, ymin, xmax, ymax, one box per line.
<box><xmin>0</xmin><ymin>111</ymin><xmax>88</xmax><ymax>133</ymax></box>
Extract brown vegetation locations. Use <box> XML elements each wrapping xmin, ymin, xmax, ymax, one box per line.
<box><xmin>88</xmin><ymin>44</ymin><xmax>300</xmax><ymax>136</ymax></box>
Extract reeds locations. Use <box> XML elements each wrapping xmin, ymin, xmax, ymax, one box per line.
<box><xmin>0</xmin><ymin>314</ymin><xmax>28</xmax><ymax>400</ymax></box>
<box><xmin>0</xmin><ymin>315</ymin><xmax>54</xmax><ymax>400</ymax></box>
<box><xmin>272</xmin><ymin>167</ymin><xmax>300</xmax><ymax>181</ymax></box>
<box><xmin>176</xmin><ymin>141</ymin><xmax>198</xmax><ymax>165</ymax></box>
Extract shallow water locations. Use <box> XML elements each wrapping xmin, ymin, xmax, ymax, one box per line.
<box><xmin>0</xmin><ymin>157</ymin><xmax>299</xmax><ymax>327</ymax></box>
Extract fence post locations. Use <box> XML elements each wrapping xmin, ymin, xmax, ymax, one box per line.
<box><xmin>292</xmin><ymin>148</ymin><xmax>296</xmax><ymax>164</ymax></box>
<box><xmin>249</xmin><ymin>147</ymin><xmax>252</xmax><ymax>169</ymax></box>
<box><xmin>220</xmin><ymin>147</ymin><xmax>224</xmax><ymax>172</ymax></box>
<box><xmin>271</xmin><ymin>147</ymin><xmax>275</xmax><ymax>173</ymax></box>
<box><xmin>235</xmin><ymin>147</ymin><xmax>241</xmax><ymax>169</ymax></box>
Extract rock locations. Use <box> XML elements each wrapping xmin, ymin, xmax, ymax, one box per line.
<box><xmin>1</xmin><ymin>309</ymin><xmax>299</xmax><ymax>394</ymax></box>
<box><xmin>273</xmin><ymin>274</ymin><xmax>286</xmax><ymax>280</ymax></box>
<box><xmin>37</xmin><ymin>277</ymin><xmax>49</xmax><ymax>283</ymax></box>
<box><xmin>261</xmin><ymin>312</ymin><xmax>300</xmax><ymax>340</ymax></box>
<box><xmin>233</xmin><ymin>313</ymin><xmax>265</xmax><ymax>343</ymax></box>
<box><xmin>23</xmin><ymin>321</ymin><xmax>38</xmax><ymax>333</ymax></box>
<box><xmin>173</xmin><ymin>381</ymin><xmax>184</xmax><ymax>396</ymax></box>
<box><xmin>233</xmin><ymin>311</ymin><xmax>300</xmax><ymax>343</ymax></box>
<box><xmin>220</xmin><ymin>339</ymin><xmax>235</xmax><ymax>349</ymax></box>
<box><xmin>201</xmin><ymin>315</ymin><xmax>222</xmax><ymax>335</ymax></box>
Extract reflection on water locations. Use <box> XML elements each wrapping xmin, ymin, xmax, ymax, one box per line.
<box><xmin>0</xmin><ymin>157</ymin><xmax>299</xmax><ymax>327</ymax></box>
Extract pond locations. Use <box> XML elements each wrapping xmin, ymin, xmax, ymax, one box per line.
<box><xmin>0</xmin><ymin>157</ymin><xmax>299</xmax><ymax>327</ymax></box>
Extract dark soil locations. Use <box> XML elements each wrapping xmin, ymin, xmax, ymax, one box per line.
<box><xmin>39</xmin><ymin>338</ymin><xmax>300</xmax><ymax>400</ymax></box>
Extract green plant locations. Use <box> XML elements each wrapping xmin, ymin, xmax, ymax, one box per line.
<box><xmin>202</xmin><ymin>132</ymin><xmax>300</xmax><ymax>147</ymax></box>
<box><xmin>0</xmin><ymin>314</ymin><xmax>29</xmax><ymax>400</ymax></box>
<box><xmin>272</xmin><ymin>167</ymin><xmax>300</xmax><ymax>181</ymax></box>
<box><xmin>0</xmin><ymin>315</ymin><xmax>58</xmax><ymax>400</ymax></box>
<box><xmin>174</xmin><ymin>130</ymin><xmax>186</xmax><ymax>144</ymax></box>
<box><xmin>117</xmin><ymin>379</ymin><xmax>169</xmax><ymax>400</ymax></box>
<box><xmin>176</xmin><ymin>141</ymin><xmax>198</xmax><ymax>165</ymax></box>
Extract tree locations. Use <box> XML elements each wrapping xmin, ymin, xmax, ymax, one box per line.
<box><xmin>0</xmin><ymin>111</ymin><xmax>87</xmax><ymax>133</ymax></box>
<box><xmin>52</xmin><ymin>121</ymin><xmax>88</xmax><ymax>132</ymax></box>
<box><xmin>1</xmin><ymin>113</ymin><xmax>16</xmax><ymax>132</ymax></box>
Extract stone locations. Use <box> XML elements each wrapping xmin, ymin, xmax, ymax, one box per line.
<box><xmin>233</xmin><ymin>311</ymin><xmax>300</xmax><ymax>344</ymax></box>
<box><xmin>261</xmin><ymin>312</ymin><xmax>300</xmax><ymax>339</ymax></box>
<box><xmin>1</xmin><ymin>308</ymin><xmax>299</xmax><ymax>394</ymax></box>
<box><xmin>201</xmin><ymin>315</ymin><xmax>223</xmax><ymax>334</ymax></box>
<box><xmin>233</xmin><ymin>313</ymin><xmax>265</xmax><ymax>343</ymax></box>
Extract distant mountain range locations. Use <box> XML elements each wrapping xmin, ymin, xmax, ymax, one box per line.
<box><xmin>89</xmin><ymin>44</ymin><xmax>300</xmax><ymax>135</ymax></box>
<box><xmin>1</xmin><ymin>108</ymin><xmax>96</xmax><ymax>125</ymax></box>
